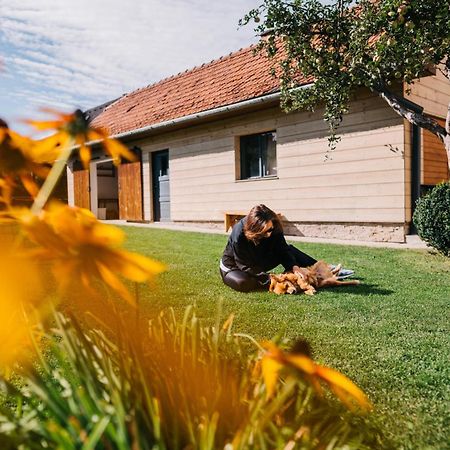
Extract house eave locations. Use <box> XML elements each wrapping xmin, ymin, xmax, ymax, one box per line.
<box><xmin>111</xmin><ymin>90</ymin><xmax>285</xmax><ymax>142</ymax></box>
<box><xmin>74</xmin><ymin>83</ymin><xmax>313</xmax><ymax>155</ymax></box>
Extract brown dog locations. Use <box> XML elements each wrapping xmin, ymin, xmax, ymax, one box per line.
<box><xmin>269</xmin><ymin>261</ymin><xmax>359</xmax><ymax>295</ymax></box>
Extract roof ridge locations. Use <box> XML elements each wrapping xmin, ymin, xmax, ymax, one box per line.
<box><xmin>118</xmin><ymin>43</ymin><xmax>258</xmax><ymax>100</ymax></box>
<box><xmin>91</xmin><ymin>39</ymin><xmax>297</xmax><ymax>135</ymax></box>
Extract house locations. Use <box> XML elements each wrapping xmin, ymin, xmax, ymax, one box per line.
<box><xmin>66</xmin><ymin>44</ymin><xmax>450</xmax><ymax>243</ymax></box>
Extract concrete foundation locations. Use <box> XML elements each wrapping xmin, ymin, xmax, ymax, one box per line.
<box><xmin>282</xmin><ymin>222</ymin><xmax>407</xmax><ymax>243</ymax></box>
<box><xmin>170</xmin><ymin>220</ymin><xmax>407</xmax><ymax>243</ymax></box>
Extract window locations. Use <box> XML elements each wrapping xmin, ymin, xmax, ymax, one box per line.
<box><xmin>239</xmin><ymin>131</ymin><xmax>277</xmax><ymax>180</ymax></box>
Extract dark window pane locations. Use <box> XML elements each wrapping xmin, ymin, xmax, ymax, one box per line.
<box><xmin>240</xmin><ymin>131</ymin><xmax>277</xmax><ymax>179</ymax></box>
<box><xmin>160</xmin><ymin>154</ymin><xmax>169</xmax><ymax>176</ymax></box>
<box><xmin>240</xmin><ymin>134</ymin><xmax>262</xmax><ymax>178</ymax></box>
<box><xmin>262</xmin><ymin>132</ymin><xmax>277</xmax><ymax>176</ymax></box>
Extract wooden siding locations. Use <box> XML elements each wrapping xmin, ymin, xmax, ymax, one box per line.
<box><xmin>118</xmin><ymin>162</ymin><xmax>143</xmax><ymax>220</ymax></box>
<box><xmin>73</xmin><ymin>169</ymin><xmax>90</xmax><ymax>209</ymax></box>
<box><xmin>406</xmin><ymin>67</ymin><xmax>450</xmax><ymax>118</ymax></box>
<box><xmin>139</xmin><ymin>90</ymin><xmax>406</xmax><ymax>224</ymax></box>
<box><xmin>422</xmin><ymin>117</ymin><xmax>449</xmax><ymax>185</ymax></box>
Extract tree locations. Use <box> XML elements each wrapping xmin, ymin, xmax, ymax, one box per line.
<box><xmin>241</xmin><ymin>0</ymin><xmax>450</xmax><ymax>168</ymax></box>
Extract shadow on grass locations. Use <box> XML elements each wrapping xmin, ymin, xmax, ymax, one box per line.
<box><xmin>329</xmin><ymin>282</ymin><xmax>394</xmax><ymax>296</ymax></box>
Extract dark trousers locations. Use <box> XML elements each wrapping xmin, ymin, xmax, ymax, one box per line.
<box><xmin>221</xmin><ymin>245</ymin><xmax>316</xmax><ymax>293</ymax></box>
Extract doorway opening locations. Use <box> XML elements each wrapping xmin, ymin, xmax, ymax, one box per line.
<box><xmin>96</xmin><ymin>160</ymin><xmax>119</xmax><ymax>220</ymax></box>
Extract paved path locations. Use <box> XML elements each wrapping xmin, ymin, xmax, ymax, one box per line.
<box><xmin>106</xmin><ymin>220</ymin><xmax>430</xmax><ymax>250</ymax></box>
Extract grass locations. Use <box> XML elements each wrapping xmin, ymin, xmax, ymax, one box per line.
<box><xmin>120</xmin><ymin>226</ymin><xmax>450</xmax><ymax>450</ymax></box>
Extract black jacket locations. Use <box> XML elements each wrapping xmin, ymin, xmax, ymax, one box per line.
<box><xmin>221</xmin><ymin>218</ymin><xmax>297</xmax><ymax>279</ymax></box>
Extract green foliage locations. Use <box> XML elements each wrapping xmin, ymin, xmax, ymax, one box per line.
<box><xmin>413</xmin><ymin>182</ymin><xmax>450</xmax><ymax>256</ymax></box>
<box><xmin>0</xmin><ymin>308</ymin><xmax>382</xmax><ymax>449</ymax></box>
<box><xmin>240</xmin><ymin>0</ymin><xmax>450</xmax><ymax>148</ymax></box>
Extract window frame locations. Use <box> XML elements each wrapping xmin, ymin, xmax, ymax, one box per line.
<box><xmin>236</xmin><ymin>130</ymin><xmax>278</xmax><ymax>181</ymax></box>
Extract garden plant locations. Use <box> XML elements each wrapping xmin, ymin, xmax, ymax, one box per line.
<box><xmin>413</xmin><ymin>181</ymin><xmax>450</xmax><ymax>256</ymax></box>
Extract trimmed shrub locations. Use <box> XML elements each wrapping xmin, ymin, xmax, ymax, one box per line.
<box><xmin>413</xmin><ymin>181</ymin><xmax>450</xmax><ymax>256</ymax></box>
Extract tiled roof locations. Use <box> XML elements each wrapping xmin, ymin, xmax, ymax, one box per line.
<box><xmin>91</xmin><ymin>44</ymin><xmax>312</xmax><ymax>136</ymax></box>
<box><xmin>84</xmin><ymin>98</ymin><xmax>120</xmax><ymax>123</ymax></box>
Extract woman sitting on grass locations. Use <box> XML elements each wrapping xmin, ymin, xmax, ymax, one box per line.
<box><xmin>220</xmin><ymin>204</ymin><xmax>353</xmax><ymax>293</ymax></box>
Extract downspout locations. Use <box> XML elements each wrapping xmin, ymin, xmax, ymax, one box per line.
<box><xmin>410</xmin><ymin>123</ymin><xmax>421</xmax><ymax>234</ymax></box>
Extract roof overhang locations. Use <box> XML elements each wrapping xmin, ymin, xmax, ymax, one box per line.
<box><xmin>111</xmin><ymin>90</ymin><xmax>284</xmax><ymax>142</ymax></box>
<box><xmin>71</xmin><ymin>83</ymin><xmax>314</xmax><ymax>159</ymax></box>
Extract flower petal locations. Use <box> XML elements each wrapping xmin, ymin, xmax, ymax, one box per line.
<box><xmin>26</xmin><ymin>119</ymin><xmax>65</xmax><ymax>131</ymax></box>
<box><xmin>97</xmin><ymin>262</ymin><xmax>134</xmax><ymax>305</ymax></box>
<box><xmin>32</xmin><ymin>132</ymin><xmax>69</xmax><ymax>163</ymax></box>
<box><xmin>261</xmin><ymin>355</ymin><xmax>284</xmax><ymax>399</ymax></box>
<box><xmin>19</xmin><ymin>174</ymin><xmax>40</xmax><ymax>198</ymax></box>
<box><xmin>284</xmin><ymin>354</ymin><xmax>316</xmax><ymax>375</ymax></box>
<box><xmin>79</xmin><ymin>144</ymin><xmax>91</xmax><ymax>169</ymax></box>
<box><xmin>103</xmin><ymin>139</ymin><xmax>136</xmax><ymax>165</ymax></box>
<box><xmin>316</xmin><ymin>365</ymin><xmax>372</xmax><ymax>411</ymax></box>
<box><xmin>116</xmin><ymin>250</ymin><xmax>166</xmax><ymax>282</ymax></box>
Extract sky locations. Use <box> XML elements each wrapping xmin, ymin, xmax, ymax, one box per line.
<box><xmin>0</xmin><ymin>0</ymin><xmax>261</xmax><ymax>133</ymax></box>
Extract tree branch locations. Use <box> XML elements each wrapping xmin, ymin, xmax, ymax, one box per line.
<box><xmin>372</xmin><ymin>83</ymin><xmax>447</xmax><ymax>142</ymax></box>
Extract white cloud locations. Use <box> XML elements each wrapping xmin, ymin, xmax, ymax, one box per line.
<box><xmin>0</xmin><ymin>0</ymin><xmax>259</xmax><ymax>129</ymax></box>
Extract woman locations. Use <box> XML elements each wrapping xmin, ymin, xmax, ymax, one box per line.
<box><xmin>220</xmin><ymin>204</ymin><xmax>318</xmax><ymax>292</ymax></box>
<box><xmin>220</xmin><ymin>204</ymin><xmax>353</xmax><ymax>292</ymax></box>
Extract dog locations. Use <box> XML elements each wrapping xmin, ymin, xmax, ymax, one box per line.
<box><xmin>269</xmin><ymin>261</ymin><xmax>359</xmax><ymax>295</ymax></box>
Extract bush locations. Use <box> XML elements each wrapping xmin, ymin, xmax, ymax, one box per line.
<box><xmin>413</xmin><ymin>182</ymin><xmax>450</xmax><ymax>256</ymax></box>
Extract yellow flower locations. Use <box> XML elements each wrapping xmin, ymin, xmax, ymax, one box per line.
<box><xmin>17</xmin><ymin>202</ymin><xmax>165</xmax><ymax>304</ymax></box>
<box><xmin>0</xmin><ymin>249</ymin><xmax>44</xmax><ymax>376</ymax></box>
<box><xmin>27</xmin><ymin>108</ymin><xmax>136</xmax><ymax>169</ymax></box>
<box><xmin>0</xmin><ymin>119</ymin><xmax>57</xmax><ymax>205</ymax></box>
<box><xmin>261</xmin><ymin>341</ymin><xmax>372</xmax><ymax>412</ymax></box>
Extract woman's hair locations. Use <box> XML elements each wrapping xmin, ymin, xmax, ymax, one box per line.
<box><xmin>244</xmin><ymin>204</ymin><xmax>282</xmax><ymax>242</ymax></box>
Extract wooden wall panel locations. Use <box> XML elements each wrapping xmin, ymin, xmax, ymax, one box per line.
<box><xmin>118</xmin><ymin>162</ymin><xmax>143</xmax><ymax>220</ymax></box>
<box><xmin>406</xmin><ymin>67</ymin><xmax>450</xmax><ymax>118</ymax></box>
<box><xmin>422</xmin><ymin>118</ymin><xmax>449</xmax><ymax>185</ymax></box>
<box><xmin>73</xmin><ymin>170</ymin><xmax>90</xmax><ymax>209</ymax></box>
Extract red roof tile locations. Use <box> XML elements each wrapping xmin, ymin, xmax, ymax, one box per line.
<box><xmin>92</xmin><ymin>44</ymin><xmax>311</xmax><ymax>136</ymax></box>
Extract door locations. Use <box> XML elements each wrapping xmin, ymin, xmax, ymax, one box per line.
<box><xmin>73</xmin><ymin>169</ymin><xmax>90</xmax><ymax>209</ymax></box>
<box><xmin>118</xmin><ymin>161</ymin><xmax>143</xmax><ymax>220</ymax></box>
<box><xmin>152</xmin><ymin>150</ymin><xmax>170</xmax><ymax>221</ymax></box>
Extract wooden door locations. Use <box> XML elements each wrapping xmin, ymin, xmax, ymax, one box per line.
<box><xmin>73</xmin><ymin>169</ymin><xmax>90</xmax><ymax>209</ymax></box>
<box><xmin>118</xmin><ymin>161</ymin><xmax>142</xmax><ymax>220</ymax></box>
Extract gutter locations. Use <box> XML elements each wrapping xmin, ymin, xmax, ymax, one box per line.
<box><xmin>110</xmin><ymin>91</ymin><xmax>282</xmax><ymax>141</ymax></box>
<box><xmin>109</xmin><ymin>83</ymin><xmax>313</xmax><ymax>141</ymax></box>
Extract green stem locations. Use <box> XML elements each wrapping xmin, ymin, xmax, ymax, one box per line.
<box><xmin>233</xmin><ymin>333</ymin><xmax>265</xmax><ymax>352</ymax></box>
<box><xmin>31</xmin><ymin>137</ymin><xmax>75</xmax><ymax>214</ymax></box>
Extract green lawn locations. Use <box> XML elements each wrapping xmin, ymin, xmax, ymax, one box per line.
<box><xmin>123</xmin><ymin>226</ymin><xmax>450</xmax><ymax>450</ymax></box>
